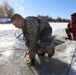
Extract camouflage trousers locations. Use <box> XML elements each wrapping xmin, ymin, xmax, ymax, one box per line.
<box><xmin>29</xmin><ymin>41</ymin><xmax>55</xmax><ymax>59</ymax></box>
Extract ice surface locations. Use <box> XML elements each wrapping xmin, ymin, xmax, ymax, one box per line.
<box><xmin>0</xmin><ymin>23</ymin><xmax>76</xmax><ymax>75</ymax></box>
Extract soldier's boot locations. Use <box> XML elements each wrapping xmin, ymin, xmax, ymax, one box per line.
<box><xmin>27</xmin><ymin>59</ymin><xmax>35</xmax><ymax>66</ymax></box>
<box><xmin>37</xmin><ymin>51</ymin><xmax>45</xmax><ymax>56</ymax></box>
<box><xmin>48</xmin><ymin>47</ymin><xmax>55</xmax><ymax>58</ymax></box>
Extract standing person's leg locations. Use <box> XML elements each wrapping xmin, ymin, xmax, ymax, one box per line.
<box><xmin>27</xmin><ymin>42</ymin><xmax>45</xmax><ymax>66</ymax></box>
<box><xmin>27</xmin><ymin>48</ymin><xmax>36</xmax><ymax>66</ymax></box>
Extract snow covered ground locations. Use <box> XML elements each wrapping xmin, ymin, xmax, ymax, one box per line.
<box><xmin>0</xmin><ymin>23</ymin><xmax>76</xmax><ymax>75</ymax></box>
<box><xmin>49</xmin><ymin>22</ymin><xmax>68</xmax><ymax>37</ymax></box>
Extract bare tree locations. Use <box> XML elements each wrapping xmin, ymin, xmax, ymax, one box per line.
<box><xmin>0</xmin><ymin>0</ymin><xmax>14</xmax><ymax>18</ymax></box>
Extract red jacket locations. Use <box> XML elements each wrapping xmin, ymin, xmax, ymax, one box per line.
<box><xmin>66</xmin><ymin>20</ymin><xmax>76</xmax><ymax>40</ymax></box>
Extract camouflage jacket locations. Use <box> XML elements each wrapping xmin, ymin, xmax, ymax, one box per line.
<box><xmin>22</xmin><ymin>17</ymin><xmax>52</xmax><ymax>48</ymax></box>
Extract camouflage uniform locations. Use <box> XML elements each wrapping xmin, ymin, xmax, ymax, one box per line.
<box><xmin>22</xmin><ymin>17</ymin><xmax>54</xmax><ymax>59</ymax></box>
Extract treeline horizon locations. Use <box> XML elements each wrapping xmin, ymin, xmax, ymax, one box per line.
<box><xmin>37</xmin><ymin>15</ymin><xmax>70</xmax><ymax>22</ymax></box>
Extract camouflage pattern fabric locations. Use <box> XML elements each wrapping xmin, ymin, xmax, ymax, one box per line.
<box><xmin>22</xmin><ymin>17</ymin><xmax>54</xmax><ymax>59</ymax></box>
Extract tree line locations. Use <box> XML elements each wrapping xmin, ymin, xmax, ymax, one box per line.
<box><xmin>0</xmin><ymin>1</ymin><xmax>69</xmax><ymax>22</ymax></box>
<box><xmin>37</xmin><ymin>15</ymin><xmax>69</xmax><ymax>22</ymax></box>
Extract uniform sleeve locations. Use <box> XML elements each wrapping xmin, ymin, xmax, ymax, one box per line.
<box><xmin>26</xmin><ymin>18</ymin><xmax>38</xmax><ymax>50</ymax></box>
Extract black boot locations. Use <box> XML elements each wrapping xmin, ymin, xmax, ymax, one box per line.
<box><xmin>48</xmin><ymin>47</ymin><xmax>55</xmax><ymax>58</ymax></box>
<box><xmin>68</xmin><ymin>34</ymin><xmax>72</xmax><ymax>40</ymax></box>
<box><xmin>27</xmin><ymin>59</ymin><xmax>35</xmax><ymax>66</ymax></box>
<box><xmin>37</xmin><ymin>51</ymin><xmax>45</xmax><ymax>57</ymax></box>
<box><xmin>65</xmin><ymin>34</ymin><xmax>72</xmax><ymax>40</ymax></box>
<box><xmin>39</xmin><ymin>52</ymin><xmax>45</xmax><ymax>56</ymax></box>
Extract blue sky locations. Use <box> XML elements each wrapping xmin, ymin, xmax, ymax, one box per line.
<box><xmin>6</xmin><ymin>0</ymin><xmax>76</xmax><ymax>19</ymax></box>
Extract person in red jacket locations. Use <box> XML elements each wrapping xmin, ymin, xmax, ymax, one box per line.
<box><xmin>65</xmin><ymin>13</ymin><xmax>76</xmax><ymax>40</ymax></box>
